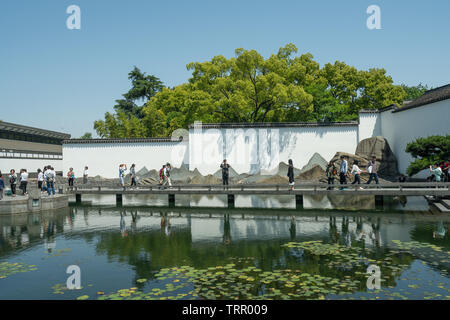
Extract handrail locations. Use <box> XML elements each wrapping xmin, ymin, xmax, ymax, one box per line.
<box><xmin>67</xmin><ymin>181</ymin><xmax>450</xmax><ymax>192</ymax></box>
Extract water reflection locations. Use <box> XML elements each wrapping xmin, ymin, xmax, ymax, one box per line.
<box><xmin>1</xmin><ymin>207</ymin><xmax>448</xmax><ymax>258</ymax></box>
<box><xmin>0</xmin><ymin>206</ymin><xmax>449</xmax><ymax>300</ymax></box>
<box><xmin>68</xmin><ymin>194</ymin><xmax>431</xmax><ymax>211</ymax></box>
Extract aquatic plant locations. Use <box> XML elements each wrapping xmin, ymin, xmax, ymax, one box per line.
<box><xmin>0</xmin><ymin>262</ymin><xmax>37</xmax><ymax>279</ymax></box>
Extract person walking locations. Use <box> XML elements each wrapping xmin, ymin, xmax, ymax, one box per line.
<box><xmin>442</xmin><ymin>159</ymin><xmax>450</xmax><ymax>182</ymax></box>
<box><xmin>42</xmin><ymin>166</ymin><xmax>48</xmax><ymax>192</ymax></box>
<box><xmin>37</xmin><ymin>169</ymin><xmax>44</xmax><ymax>192</ymax></box>
<box><xmin>351</xmin><ymin>160</ymin><xmax>362</xmax><ymax>187</ymax></box>
<box><xmin>83</xmin><ymin>166</ymin><xmax>89</xmax><ymax>184</ymax></box>
<box><xmin>119</xmin><ymin>164</ymin><xmax>127</xmax><ymax>188</ymax></box>
<box><xmin>159</xmin><ymin>165</ymin><xmax>166</xmax><ymax>189</ymax></box>
<box><xmin>220</xmin><ymin>159</ymin><xmax>230</xmax><ymax>186</ymax></box>
<box><xmin>163</xmin><ymin>163</ymin><xmax>172</xmax><ymax>188</ymax></box>
<box><xmin>366</xmin><ymin>156</ymin><xmax>379</xmax><ymax>185</ymax></box>
<box><xmin>0</xmin><ymin>172</ymin><xmax>4</xmax><ymax>200</ymax></box>
<box><xmin>287</xmin><ymin>159</ymin><xmax>295</xmax><ymax>191</ymax></box>
<box><xmin>67</xmin><ymin>168</ymin><xmax>75</xmax><ymax>187</ymax></box>
<box><xmin>326</xmin><ymin>160</ymin><xmax>337</xmax><ymax>190</ymax></box>
<box><xmin>339</xmin><ymin>156</ymin><xmax>348</xmax><ymax>189</ymax></box>
<box><xmin>130</xmin><ymin>164</ymin><xmax>137</xmax><ymax>188</ymax></box>
<box><xmin>9</xmin><ymin>169</ymin><xmax>17</xmax><ymax>197</ymax></box>
<box><xmin>45</xmin><ymin>167</ymin><xmax>56</xmax><ymax>196</ymax></box>
<box><xmin>19</xmin><ymin>169</ymin><xmax>29</xmax><ymax>195</ymax></box>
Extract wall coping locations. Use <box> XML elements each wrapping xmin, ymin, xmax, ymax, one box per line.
<box><xmin>188</xmin><ymin>121</ymin><xmax>359</xmax><ymax>129</ymax></box>
<box><xmin>63</xmin><ymin>137</ymin><xmax>182</xmax><ymax>144</ymax></box>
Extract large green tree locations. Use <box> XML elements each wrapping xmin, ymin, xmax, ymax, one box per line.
<box><xmin>94</xmin><ymin>67</ymin><xmax>164</xmax><ymax>138</ymax></box>
<box><xmin>95</xmin><ymin>44</ymin><xmax>408</xmax><ymax>138</ymax></box>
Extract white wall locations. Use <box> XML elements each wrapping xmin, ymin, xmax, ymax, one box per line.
<box><xmin>189</xmin><ymin>125</ymin><xmax>358</xmax><ymax>175</ymax></box>
<box><xmin>380</xmin><ymin>99</ymin><xmax>450</xmax><ymax>177</ymax></box>
<box><xmin>61</xmin><ymin>99</ymin><xmax>449</xmax><ymax>179</ymax></box>
<box><xmin>0</xmin><ymin>158</ymin><xmax>63</xmax><ymax>174</ymax></box>
<box><xmin>358</xmin><ymin>113</ymin><xmax>381</xmax><ymax>142</ymax></box>
<box><xmin>62</xmin><ymin>141</ymin><xmax>188</xmax><ymax>178</ymax></box>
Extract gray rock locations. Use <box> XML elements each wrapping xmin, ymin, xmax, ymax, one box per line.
<box><xmin>212</xmin><ymin>166</ymin><xmax>239</xmax><ymax>179</ymax></box>
<box><xmin>277</xmin><ymin>162</ymin><xmax>301</xmax><ymax>176</ymax></box>
<box><xmin>355</xmin><ymin>136</ymin><xmax>399</xmax><ymax>177</ymax></box>
<box><xmin>136</xmin><ymin>166</ymin><xmax>148</xmax><ymax>176</ymax></box>
<box><xmin>300</xmin><ymin>153</ymin><xmax>328</xmax><ymax>173</ymax></box>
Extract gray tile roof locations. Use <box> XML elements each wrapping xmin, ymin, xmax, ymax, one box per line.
<box><xmin>393</xmin><ymin>84</ymin><xmax>450</xmax><ymax>113</ymax></box>
<box><xmin>0</xmin><ymin>121</ymin><xmax>71</xmax><ymax>140</ymax></box>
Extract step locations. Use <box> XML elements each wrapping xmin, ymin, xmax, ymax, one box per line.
<box><xmin>432</xmin><ymin>202</ymin><xmax>450</xmax><ymax>213</ymax></box>
<box><xmin>442</xmin><ymin>199</ymin><xmax>450</xmax><ymax>210</ymax></box>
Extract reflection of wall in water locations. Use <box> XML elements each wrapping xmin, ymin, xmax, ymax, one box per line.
<box><xmin>235</xmin><ymin>195</ymin><xmax>295</xmax><ymax>209</ymax></box>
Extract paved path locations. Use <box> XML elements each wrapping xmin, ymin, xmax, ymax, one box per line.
<box><xmin>67</xmin><ymin>182</ymin><xmax>450</xmax><ymax>197</ymax></box>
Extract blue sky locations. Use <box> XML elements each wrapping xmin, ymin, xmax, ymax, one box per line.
<box><xmin>1</xmin><ymin>0</ymin><xmax>449</xmax><ymax>137</ymax></box>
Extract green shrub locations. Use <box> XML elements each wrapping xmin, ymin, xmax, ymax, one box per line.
<box><xmin>405</xmin><ymin>135</ymin><xmax>450</xmax><ymax>176</ymax></box>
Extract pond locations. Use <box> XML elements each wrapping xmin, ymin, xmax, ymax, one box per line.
<box><xmin>0</xmin><ymin>198</ymin><xmax>449</xmax><ymax>300</ymax></box>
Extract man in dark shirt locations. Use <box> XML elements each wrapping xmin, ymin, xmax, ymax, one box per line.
<box><xmin>441</xmin><ymin>160</ymin><xmax>449</xmax><ymax>182</ymax></box>
<box><xmin>220</xmin><ymin>159</ymin><xmax>230</xmax><ymax>186</ymax></box>
<box><xmin>366</xmin><ymin>156</ymin><xmax>379</xmax><ymax>185</ymax></box>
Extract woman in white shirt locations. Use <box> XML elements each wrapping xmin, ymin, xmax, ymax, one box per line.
<box><xmin>37</xmin><ymin>169</ymin><xmax>44</xmax><ymax>191</ymax></box>
<box><xmin>83</xmin><ymin>166</ymin><xmax>89</xmax><ymax>184</ymax></box>
<box><xmin>19</xmin><ymin>169</ymin><xmax>29</xmax><ymax>195</ymax></box>
<box><xmin>351</xmin><ymin>160</ymin><xmax>362</xmax><ymax>185</ymax></box>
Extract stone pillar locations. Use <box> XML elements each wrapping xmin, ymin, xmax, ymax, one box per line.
<box><xmin>295</xmin><ymin>194</ymin><xmax>303</xmax><ymax>210</ymax></box>
<box><xmin>116</xmin><ymin>194</ymin><xmax>123</xmax><ymax>206</ymax></box>
<box><xmin>168</xmin><ymin>194</ymin><xmax>175</xmax><ymax>208</ymax></box>
<box><xmin>375</xmin><ymin>195</ymin><xmax>384</xmax><ymax>211</ymax></box>
<box><xmin>27</xmin><ymin>188</ymin><xmax>42</xmax><ymax>212</ymax></box>
<box><xmin>227</xmin><ymin>194</ymin><xmax>235</xmax><ymax>208</ymax></box>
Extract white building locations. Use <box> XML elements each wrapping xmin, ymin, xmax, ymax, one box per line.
<box><xmin>62</xmin><ymin>84</ymin><xmax>450</xmax><ymax>179</ymax></box>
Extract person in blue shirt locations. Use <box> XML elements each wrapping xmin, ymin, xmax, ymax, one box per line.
<box><xmin>119</xmin><ymin>164</ymin><xmax>127</xmax><ymax>187</ymax></box>
<box><xmin>430</xmin><ymin>163</ymin><xmax>442</xmax><ymax>182</ymax></box>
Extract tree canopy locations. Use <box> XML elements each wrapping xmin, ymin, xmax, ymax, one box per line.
<box><xmin>94</xmin><ymin>66</ymin><xmax>164</xmax><ymax>138</ymax></box>
<box><xmin>401</xmin><ymin>83</ymin><xmax>429</xmax><ymax>101</ymax></box>
<box><xmin>94</xmin><ymin>44</ymin><xmax>409</xmax><ymax>138</ymax></box>
<box><xmin>79</xmin><ymin>132</ymin><xmax>92</xmax><ymax>139</ymax></box>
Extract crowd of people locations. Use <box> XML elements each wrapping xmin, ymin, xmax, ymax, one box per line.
<box><xmin>0</xmin><ymin>166</ymin><xmax>57</xmax><ymax>200</ymax></box>
<box><xmin>159</xmin><ymin>163</ymin><xmax>172</xmax><ymax>189</ymax></box>
<box><xmin>56</xmin><ymin>157</ymin><xmax>450</xmax><ymax>192</ymax></box>
<box><xmin>1</xmin><ymin>157</ymin><xmax>447</xmax><ymax>200</ymax></box>
<box><xmin>428</xmin><ymin>160</ymin><xmax>450</xmax><ymax>182</ymax></box>
<box><xmin>324</xmin><ymin>156</ymin><xmax>381</xmax><ymax>190</ymax></box>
